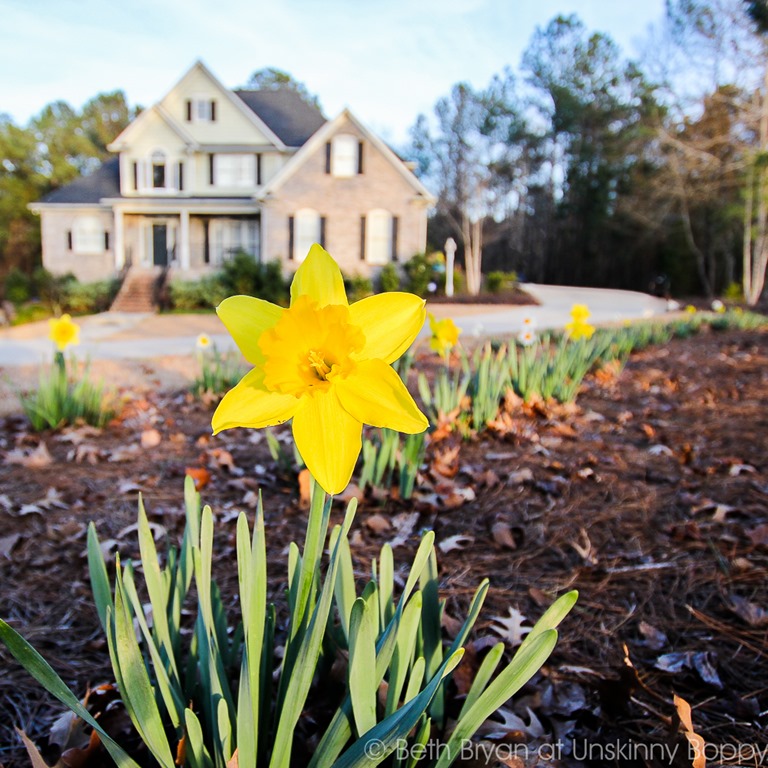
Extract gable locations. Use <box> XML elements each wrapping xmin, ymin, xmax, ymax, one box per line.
<box><xmin>116</xmin><ymin>107</ymin><xmax>192</xmax><ymax>155</ymax></box>
<box><xmin>159</xmin><ymin>62</ymin><xmax>281</xmax><ymax>147</ymax></box>
<box><xmin>261</xmin><ymin>110</ymin><xmax>435</xmax><ymax>202</ymax></box>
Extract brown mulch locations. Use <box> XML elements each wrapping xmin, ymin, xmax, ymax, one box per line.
<box><xmin>0</xmin><ymin>327</ymin><xmax>767</xmax><ymax>767</ymax></box>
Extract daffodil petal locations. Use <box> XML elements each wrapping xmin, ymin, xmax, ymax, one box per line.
<box><xmin>349</xmin><ymin>292</ymin><xmax>426</xmax><ymax>364</ymax></box>
<box><xmin>292</xmin><ymin>390</ymin><xmax>361</xmax><ymax>495</ymax></box>
<box><xmin>290</xmin><ymin>244</ymin><xmax>348</xmax><ymax>308</ymax></box>
<box><xmin>336</xmin><ymin>359</ymin><xmax>428</xmax><ymax>434</ymax></box>
<box><xmin>212</xmin><ymin>367</ymin><xmax>299</xmax><ymax>434</ymax></box>
<box><xmin>217</xmin><ymin>296</ymin><xmax>283</xmax><ymax>365</ymax></box>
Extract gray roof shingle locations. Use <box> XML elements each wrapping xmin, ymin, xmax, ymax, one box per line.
<box><xmin>234</xmin><ymin>89</ymin><xmax>326</xmax><ymax>146</ymax></box>
<box><xmin>40</xmin><ymin>158</ymin><xmax>121</xmax><ymax>204</ymax></box>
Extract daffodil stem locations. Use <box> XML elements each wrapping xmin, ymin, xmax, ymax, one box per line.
<box><xmin>291</xmin><ymin>477</ymin><xmax>331</xmax><ymax>641</ymax></box>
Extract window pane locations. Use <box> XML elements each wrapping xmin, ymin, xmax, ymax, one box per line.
<box><xmin>153</xmin><ymin>163</ymin><xmax>166</xmax><ymax>188</ymax></box>
<box><xmin>366</xmin><ymin>209</ymin><xmax>391</xmax><ymax>265</ymax></box>
<box><xmin>73</xmin><ymin>217</ymin><xmax>104</xmax><ymax>255</ymax></box>
<box><xmin>295</xmin><ymin>209</ymin><xmax>320</xmax><ymax>262</ymax></box>
<box><xmin>331</xmin><ymin>134</ymin><xmax>358</xmax><ymax>177</ymax></box>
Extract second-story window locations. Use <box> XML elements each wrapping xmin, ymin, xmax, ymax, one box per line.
<box><xmin>329</xmin><ymin>134</ymin><xmax>359</xmax><ymax>177</ymax></box>
<box><xmin>152</xmin><ymin>151</ymin><xmax>166</xmax><ymax>189</ymax></box>
<box><xmin>186</xmin><ymin>97</ymin><xmax>217</xmax><ymax>122</ymax></box>
<box><xmin>213</xmin><ymin>154</ymin><xmax>256</xmax><ymax>188</ymax></box>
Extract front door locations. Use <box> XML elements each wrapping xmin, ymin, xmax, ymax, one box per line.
<box><xmin>152</xmin><ymin>224</ymin><xmax>168</xmax><ymax>266</ymax></box>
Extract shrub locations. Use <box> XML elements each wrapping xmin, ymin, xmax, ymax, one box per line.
<box><xmin>4</xmin><ymin>268</ymin><xmax>32</xmax><ymax>305</ymax></box>
<box><xmin>61</xmin><ymin>280</ymin><xmax>119</xmax><ymax>314</ymax></box>
<box><xmin>404</xmin><ymin>252</ymin><xmax>440</xmax><ymax>297</ymax></box>
<box><xmin>378</xmin><ymin>263</ymin><xmax>401</xmax><ymax>292</ymax></box>
<box><xmin>485</xmin><ymin>271</ymin><xmax>517</xmax><ymax>294</ymax></box>
<box><xmin>169</xmin><ymin>280</ymin><xmax>210</xmax><ymax>310</ymax></box>
<box><xmin>218</xmin><ymin>252</ymin><xmax>288</xmax><ymax>305</ymax></box>
<box><xmin>343</xmin><ymin>273</ymin><xmax>373</xmax><ymax>302</ymax></box>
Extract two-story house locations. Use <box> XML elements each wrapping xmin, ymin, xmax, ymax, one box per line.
<box><xmin>30</xmin><ymin>61</ymin><xmax>434</xmax><ymax>288</ymax></box>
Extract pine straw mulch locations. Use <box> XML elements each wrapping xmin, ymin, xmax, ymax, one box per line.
<box><xmin>0</xmin><ymin>327</ymin><xmax>767</xmax><ymax>767</ymax></box>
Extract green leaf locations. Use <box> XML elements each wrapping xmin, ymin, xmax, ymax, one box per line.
<box><xmin>0</xmin><ymin>620</ymin><xmax>141</xmax><ymax>768</ymax></box>
<box><xmin>185</xmin><ymin>708</ymin><xmax>214</xmax><ymax>768</ymax></box>
<box><xmin>332</xmin><ymin>649</ymin><xmax>464</xmax><ymax>768</ymax></box>
<box><xmin>86</xmin><ymin>522</ymin><xmax>112</xmax><ymax>634</ymax></box>
<box><xmin>458</xmin><ymin>642</ymin><xmax>504</xmax><ymax>719</ymax></box>
<box><xmin>113</xmin><ymin>571</ymin><xmax>175</xmax><ymax>768</ymax></box>
<box><xmin>348</xmin><ymin>598</ymin><xmax>377</xmax><ymax>736</ymax></box>
<box><xmin>434</xmin><ymin>630</ymin><xmax>558</xmax><ymax>768</ymax></box>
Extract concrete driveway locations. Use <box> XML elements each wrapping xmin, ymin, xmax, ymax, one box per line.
<box><xmin>0</xmin><ymin>284</ymin><xmax>671</xmax><ymax>368</ymax></box>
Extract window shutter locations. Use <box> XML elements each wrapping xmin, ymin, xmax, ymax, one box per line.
<box><xmin>202</xmin><ymin>219</ymin><xmax>210</xmax><ymax>264</ymax></box>
<box><xmin>132</xmin><ymin>161</ymin><xmax>139</xmax><ymax>191</ymax></box>
<box><xmin>358</xmin><ymin>141</ymin><xmax>364</xmax><ymax>174</ymax></box>
<box><xmin>360</xmin><ymin>216</ymin><xmax>366</xmax><ymax>261</ymax></box>
<box><xmin>66</xmin><ymin>231</ymin><xmax>72</xmax><ymax>250</ymax></box>
<box><xmin>256</xmin><ymin>154</ymin><xmax>262</xmax><ymax>186</ymax></box>
<box><xmin>185</xmin><ymin>99</ymin><xmax>192</xmax><ymax>122</ymax></box>
<box><xmin>178</xmin><ymin>162</ymin><xmax>184</xmax><ymax>191</ymax></box>
<box><xmin>391</xmin><ymin>216</ymin><xmax>399</xmax><ymax>261</ymax></box>
<box><xmin>104</xmin><ymin>231</ymin><xmax>110</xmax><ymax>251</ymax></box>
<box><xmin>288</xmin><ymin>216</ymin><xmax>295</xmax><ymax>260</ymax></box>
<box><xmin>210</xmin><ymin>100</ymin><xmax>216</xmax><ymax>121</ymax></box>
<box><xmin>320</xmin><ymin>217</ymin><xmax>326</xmax><ymax>249</ymax></box>
<box><xmin>325</xmin><ymin>142</ymin><xmax>331</xmax><ymax>174</ymax></box>
<box><xmin>209</xmin><ymin>154</ymin><xmax>215</xmax><ymax>185</ymax></box>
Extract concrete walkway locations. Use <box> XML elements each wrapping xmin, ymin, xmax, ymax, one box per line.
<box><xmin>0</xmin><ymin>284</ymin><xmax>671</xmax><ymax>368</ymax></box>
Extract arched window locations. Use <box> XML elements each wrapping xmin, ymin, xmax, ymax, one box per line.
<box><xmin>73</xmin><ymin>216</ymin><xmax>105</xmax><ymax>255</ymax></box>
<box><xmin>365</xmin><ymin>209</ymin><xmax>391</xmax><ymax>265</ymax></box>
<box><xmin>294</xmin><ymin>208</ymin><xmax>321</xmax><ymax>262</ymax></box>
<box><xmin>151</xmin><ymin>150</ymin><xmax>166</xmax><ymax>189</ymax></box>
<box><xmin>331</xmin><ymin>134</ymin><xmax>358</xmax><ymax>177</ymax></box>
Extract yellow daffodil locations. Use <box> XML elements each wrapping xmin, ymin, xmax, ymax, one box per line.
<box><xmin>570</xmin><ymin>304</ymin><xmax>591</xmax><ymax>322</ymax></box>
<box><xmin>428</xmin><ymin>313</ymin><xmax>461</xmax><ymax>360</ymax></box>
<box><xmin>212</xmin><ymin>244</ymin><xmax>428</xmax><ymax>494</ymax></box>
<box><xmin>49</xmin><ymin>314</ymin><xmax>80</xmax><ymax>351</ymax></box>
<box><xmin>685</xmin><ymin>304</ymin><xmax>697</xmax><ymax>314</ymax></box>
<box><xmin>196</xmin><ymin>333</ymin><xmax>211</xmax><ymax>350</ymax></box>
<box><xmin>564</xmin><ymin>304</ymin><xmax>595</xmax><ymax>340</ymax></box>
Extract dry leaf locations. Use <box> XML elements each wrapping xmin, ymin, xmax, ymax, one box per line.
<box><xmin>431</xmin><ymin>445</ymin><xmax>461</xmax><ymax>478</ymax></box>
<box><xmin>0</xmin><ymin>533</ymin><xmax>21</xmax><ymax>559</ymax></box>
<box><xmin>729</xmin><ymin>463</ymin><xmax>756</xmax><ymax>476</ymax></box>
<box><xmin>5</xmin><ymin>442</ymin><xmax>53</xmax><ymax>468</ymax></box>
<box><xmin>490</xmin><ymin>607</ymin><xmax>532</xmax><ymax>647</ymax></box>
<box><xmin>185</xmin><ymin>466</ymin><xmax>211</xmax><ymax>491</ymax></box>
<box><xmin>491</xmin><ymin>521</ymin><xmax>517</xmax><ymax>550</ymax></box>
<box><xmin>365</xmin><ymin>514</ymin><xmax>392</xmax><ymax>534</ymax></box>
<box><xmin>674</xmin><ymin>694</ymin><xmax>705</xmax><ymax>768</ymax></box>
<box><xmin>438</xmin><ymin>534</ymin><xmax>474</xmax><ymax>553</ymax></box>
<box><xmin>727</xmin><ymin>595</ymin><xmax>768</xmax><ymax>627</ymax></box>
<box><xmin>141</xmin><ymin>428</ymin><xmax>162</xmax><ymax>448</ymax></box>
<box><xmin>747</xmin><ymin>524</ymin><xmax>768</xmax><ymax>547</ymax></box>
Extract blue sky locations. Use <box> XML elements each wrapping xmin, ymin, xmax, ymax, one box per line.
<box><xmin>1</xmin><ymin>0</ymin><xmax>667</xmax><ymax>145</ymax></box>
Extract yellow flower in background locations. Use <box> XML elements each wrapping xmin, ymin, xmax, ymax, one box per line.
<box><xmin>212</xmin><ymin>244</ymin><xmax>428</xmax><ymax>494</ymax></box>
<box><xmin>685</xmin><ymin>304</ymin><xmax>697</xmax><ymax>314</ymax></box>
<box><xmin>428</xmin><ymin>313</ymin><xmax>461</xmax><ymax>359</ymax></box>
<box><xmin>565</xmin><ymin>304</ymin><xmax>595</xmax><ymax>340</ymax></box>
<box><xmin>196</xmin><ymin>333</ymin><xmax>212</xmax><ymax>350</ymax></box>
<box><xmin>48</xmin><ymin>314</ymin><xmax>80</xmax><ymax>351</ymax></box>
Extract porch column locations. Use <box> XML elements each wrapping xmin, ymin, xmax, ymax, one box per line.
<box><xmin>179</xmin><ymin>209</ymin><xmax>190</xmax><ymax>270</ymax></box>
<box><xmin>114</xmin><ymin>209</ymin><xmax>125</xmax><ymax>270</ymax></box>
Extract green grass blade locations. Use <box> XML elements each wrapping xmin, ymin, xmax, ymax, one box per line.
<box><xmin>0</xmin><ymin>619</ymin><xmax>141</xmax><ymax>768</ymax></box>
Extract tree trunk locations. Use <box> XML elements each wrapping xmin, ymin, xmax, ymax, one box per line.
<box><xmin>462</xmin><ymin>214</ymin><xmax>483</xmax><ymax>295</ymax></box>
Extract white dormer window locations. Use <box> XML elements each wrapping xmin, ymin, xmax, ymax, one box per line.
<box><xmin>185</xmin><ymin>97</ymin><xmax>217</xmax><ymax>122</ymax></box>
<box><xmin>330</xmin><ymin>134</ymin><xmax>360</xmax><ymax>177</ymax></box>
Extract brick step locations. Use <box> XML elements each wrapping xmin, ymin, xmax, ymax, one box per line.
<box><xmin>110</xmin><ymin>271</ymin><xmax>159</xmax><ymax>313</ymax></box>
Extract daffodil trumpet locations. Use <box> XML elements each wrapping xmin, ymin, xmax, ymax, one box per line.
<box><xmin>212</xmin><ymin>244</ymin><xmax>428</xmax><ymax>495</ymax></box>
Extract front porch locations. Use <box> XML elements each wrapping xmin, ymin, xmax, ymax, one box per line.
<box><xmin>112</xmin><ymin>201</ymin><xmax>261</xmax><ymax>277</ymax></box>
